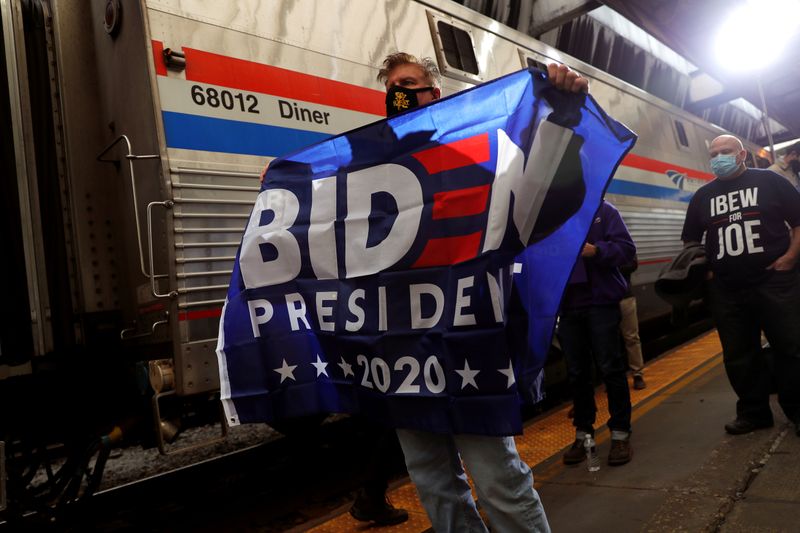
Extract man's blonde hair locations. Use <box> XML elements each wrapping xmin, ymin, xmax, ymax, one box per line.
<box><xmin>377</xmin><ymin>52</ymin><xmax>441</xmax><ymax>88</ymax></box>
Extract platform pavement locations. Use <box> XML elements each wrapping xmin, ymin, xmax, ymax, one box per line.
<box><xmin>302</xmin><ymin>332</ymin><xmax>799</xmax><ymax>532</ymax></box>
<box><xmin>538</xmin><ymin>358</ymin><xmax>800</xmax><ymax>532</ymax></box>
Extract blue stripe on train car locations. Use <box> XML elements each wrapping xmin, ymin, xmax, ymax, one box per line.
<box><xmin>607</xmin><ymin>178</ymin><xmax>693</xmax><ymax>203</ymax></box>
<box><xmin>162</xmin><ymin>111</ymin><xmax>695</xmax><ymax>204</ymax></box>
<box><xmin>162</xmin><ymin>111</ymin><xmax>332</xmax><ymax>158</ymax></box>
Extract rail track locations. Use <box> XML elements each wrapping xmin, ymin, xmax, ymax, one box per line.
<box><xmin>1</xmin><ymin>311</ymin><xmax>713</xmax><ymax>532</ymax></box>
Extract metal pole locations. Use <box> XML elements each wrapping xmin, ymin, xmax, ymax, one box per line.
<box><xmin>756</xmin><ymin>76</ymin><xmax>775</xmax><ymax>162</ymax></box>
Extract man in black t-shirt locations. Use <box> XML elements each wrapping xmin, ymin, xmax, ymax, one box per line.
<box><xmin>682</xmin><ymin>134</ymin><xmax>800</xmax><ymax>437</ymax></box>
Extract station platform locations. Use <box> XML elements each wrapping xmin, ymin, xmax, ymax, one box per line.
<box><xmin>301</xmin><ymin>331</ymin><xmax>800</xmax><ymax>532</ymax></box>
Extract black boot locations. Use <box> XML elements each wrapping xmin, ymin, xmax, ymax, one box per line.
<box><xmin>349</xmin><ymin>489</ymin><xmax>409</xmax><ymax>526</ymax></box>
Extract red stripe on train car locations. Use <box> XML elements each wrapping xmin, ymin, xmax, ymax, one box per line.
<box><xmin>178</xmin><ymin>308</ymin><xmax>223</xmax><ymax>321</ymax></box>
<box><xmin>638</xmin><ymin>258</ymin><xmax>672</xmax><ymax>265</ymax></box>
<box><xmin>412</xmin><ymin>133</ymin><xmax>491</xmax><ymax>175</ymax></box>
<box><xmin>621</xmin><ymin>153</ymin><xmax>714</xmax><ymax>181</ymax></box>
<box><xmin>162</xmin><ymin>44</ymin><xmax>386</xmax><ymax>116</ymax></box>
<box><xmin>152</xmin><ymin>40</ymin><xmax>167</xmax><ymax>77</ymax></box>
<box><xmin>412</xmin><ymin>231</ymin><xmax>483</xmax><ymax>268</ymax></box>
<box><xmin>139</xmin><ymin>302</ymin><xmax>166</xmax><ymax>314</ymax></box>
<box><xmin>433</xmin><ymin>184</ymin><xmax>491</xmax><ymax>220</ymax></box>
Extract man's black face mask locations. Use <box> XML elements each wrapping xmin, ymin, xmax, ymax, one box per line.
<box><xmin>790</xmin><ymin>159</ymin><xmax>800</xmax><ymax>173</ymax></box>
<box><xmin>385</xmin><ymin>85</ymin><xmax>433</xmax><ymax>117</ymax></box>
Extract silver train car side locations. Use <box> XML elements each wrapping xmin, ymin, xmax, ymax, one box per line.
<box><xmin>1</xmin><ymin>0</ymin><xmax>761</xmax><ymax>503</ymax></box>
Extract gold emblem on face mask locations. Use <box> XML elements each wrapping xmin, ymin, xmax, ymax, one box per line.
<box><xmin>393</xmin><ymin>91</ymin><xmax>410</xmax><ymax>110</ymax></box>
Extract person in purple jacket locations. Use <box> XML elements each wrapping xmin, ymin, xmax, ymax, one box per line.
<box><xmin>558</xmin><ymin>200</ymin><xmax>637</xmax><ymax>466</ymax></box>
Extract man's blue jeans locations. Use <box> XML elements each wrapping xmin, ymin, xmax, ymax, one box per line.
<box><xmin>396</xmin><ymin>429</ymin><xmax>550</xmax><ymax>533</ymax></box>
<box><xmin>558</xmin><ymin>304</ymin><xmax>632</xmax><ymax>434</ymax></box>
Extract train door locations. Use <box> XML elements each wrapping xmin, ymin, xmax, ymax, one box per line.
<box><xmin>0</xmin><ymin>0</ymin><xmax>69</xmax><ymax>371</ymax></box>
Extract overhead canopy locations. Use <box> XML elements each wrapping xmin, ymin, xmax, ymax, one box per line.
<box><xmin>599</xmin><ymin>0</ymin><xmax>800</xmax><ymax>145</ymax></box>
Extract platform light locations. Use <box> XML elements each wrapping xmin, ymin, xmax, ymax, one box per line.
<box><xmin>714</xmin><ymin>0</ymin><xmax>800</xmax><ymax>71</ymax></box>
<box><xmin>770</xmin><ymin>137</ymin><xmax>800</xmax><ymax>152</ymax></box>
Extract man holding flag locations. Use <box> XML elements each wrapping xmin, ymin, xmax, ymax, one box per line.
<box><xmin>379</xmin><ymin>53</ymin><xmax>588</xmax><ymax>532</ymax></box>
<box><xmin>216</xmin><ymin>48</ymin><xmax>635</xmax><ymax>532</ymax></box>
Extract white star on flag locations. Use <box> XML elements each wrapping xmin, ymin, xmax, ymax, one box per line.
<box><xmin>455</xmin><ymin>360</ymin><xmax>480</xmax><ymax>390</ymax></box>
<box><xmin>273</xmin><ymin>359</ymin><xmax>297</xmax><ymax>383</ymax></box>
<box><xmin>311</xmin><ymin>354</ymin><xmax>329</xmax><ymax>377</ymax></box>
<box><xmin>498</xmin><ymin>360</ymin><xmax>515</xmax><ymax>388</ymax></box>
<box><xmin>338</xmin><ymin>356</ymin><xmax>354</xmax><ymax>378</ymax></box>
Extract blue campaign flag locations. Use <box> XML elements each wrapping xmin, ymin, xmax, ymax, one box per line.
<box><xmin>216</xmin><ymin>68</ymin><xmax>636</xmax><ymax>436</ymax></box>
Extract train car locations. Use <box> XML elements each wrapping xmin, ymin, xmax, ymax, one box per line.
<box><xmin>0</xmin><ymin>0</ymin><xmax>763</xmax><ymax>517</ymax></box>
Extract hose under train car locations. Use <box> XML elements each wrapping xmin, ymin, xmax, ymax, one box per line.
<box><xmin>0</xmin><ymin>424</ymin><xmax>126</xmax><ymax>525</ymax></box>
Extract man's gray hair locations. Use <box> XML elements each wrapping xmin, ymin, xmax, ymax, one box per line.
<box><xmin>377</xmin><ymin>52</ymin><xmax>442</xmax><ymax>88</ymax></box>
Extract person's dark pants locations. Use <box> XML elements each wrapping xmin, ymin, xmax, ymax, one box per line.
<box><xmin>361</xmin><ymin>420</ymin><xmax>405</xmax><ymax>502</ymax></box>
<box><xmin>558</xmin><ymin>304</ymin><xmax>632</xmax><ymax>434</ymax></box>
<box><xmin>708</xmin><ymin>271</ymin><xmax>800</xmax><ymax>424</ymax></box>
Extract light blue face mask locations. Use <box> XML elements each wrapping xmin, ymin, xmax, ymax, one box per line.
<box><xmin>710</xmin><ymin>154</ymin><xmax>740</xmax><ymax>178</ymax></box>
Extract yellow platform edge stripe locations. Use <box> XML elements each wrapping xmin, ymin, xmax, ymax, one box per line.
<box><xmin>304</xmin><ymin>330</ymin><xmax>723</xmax><ymax>532</ymax></box>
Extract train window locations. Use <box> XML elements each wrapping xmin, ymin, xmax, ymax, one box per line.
<box><xmin>674</xmin><ymin>120</ymin><xmax>690</xmax><ymax>147</ymax></box>
<box><xmin>517</xmin><ymin>48</ymin><xmax>553</xmax><ymax>73</ymax></box>
<box><xmin>427</xmin><ymin>12</ymin><xmax>483</xmax><ymax>84</ymax></box>
<box><xmin>436</xmin><ymin>21</ymin><xmax>479</xmax><ymax>75</ymax></box>
<box><xmin>526</xmin><ymin>57</ymin><xmax>549</xmax><ymax>72</ymax></box>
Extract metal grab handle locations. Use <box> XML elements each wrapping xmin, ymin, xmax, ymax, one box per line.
<box><xmin>147</xmin><ymin>200</ymin><xmax>177</xmax><ymax>299</ymax></box>
<box><xmin>120</xmin><ymin>315</ymin><xmax>169</xmax><ymax>340</ymax></box>
<box><xmin>97</xmin><ymin>135</ymin><xmax>161</xmax><ymax>280</ymax></box>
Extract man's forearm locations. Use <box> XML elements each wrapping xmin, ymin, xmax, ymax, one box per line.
<box><xmin>785</xmin><ymin>227</ymin><xmax>800</xmax><ymax>261</ymax></box>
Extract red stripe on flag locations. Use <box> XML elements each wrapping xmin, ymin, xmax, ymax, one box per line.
<box><xmin>152</xmin><ymin>40</ymin><xmax>167</xmax><ymax>76</ymax></box>
<box><xmin>620</xmin><ymin>153</ymin><xmax>713</xmax><ymax>181</ymax></box>
<box><xmin>433</xmin><ymin>185</ymin><xmax>490</xmax><ymax>220</ymax></box>
<box><xmin>412</xmin><ymin>232</ymin><xmax>483</xmax><ymax>268</ymax></box>
<box><xmin>178</xmin><ymin>308</ymin><xmax>223</xmax><ymax>321</ymax></box>
<box><xmin>174</xmin><ymin>45</ymin><xmax>385</xmax><ymax>116</ymax></box>
<box><xmin>412</xmin><ymin>133</ymin><xmax>490</xmax><ymax>175</ymax></box>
